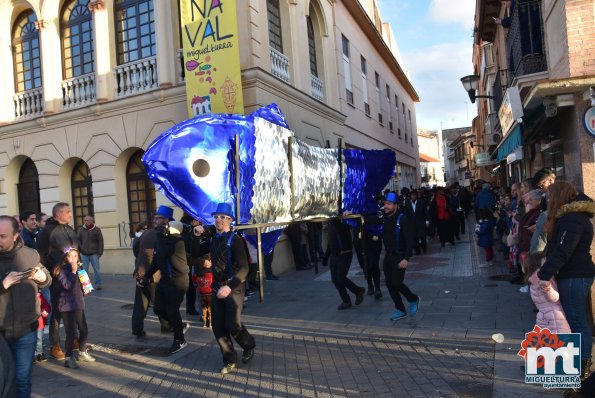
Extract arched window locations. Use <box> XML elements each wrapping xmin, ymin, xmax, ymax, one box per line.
<box><xmin>115</xmin><ymin>0</ymin><xmax>155</xmax><ymax>64</ymax></box>
<box><xmin>126</xmin><ymin>150</ymin><xmax>156</xmax><ymax>228</ymax></box>
<box><xmin>12</xmin><ymin>10</ymin><xmax>42</xmax><ymax>92</ymax></box>
<box><xmin>307</xmin><ymin>16</ymin><xmax>317</xmax><ymax>78</ymax></box>
<box><xmin>61</xmin><ymin>0</ymin><xmax>94</xmax><ymax>79</ymax></box>
<box><xmin>18</xmin><ymin>158</ymin><xmax>40</xmax><ymax>213</ymax></box>
<box><xmin>71</xmin><ymin>160</ymin><xmax>94</xmax><ymax>229</ymax></box>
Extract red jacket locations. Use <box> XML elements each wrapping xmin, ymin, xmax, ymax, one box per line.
<box><xmin>37</xmin><ymin>292</ymin><xmax>51</xmax><ymax>331</ymax></box>
<box><xmin>192</xmin><ymin>270</ymin><xmax>213</xmax><ymax>295</ymax></box>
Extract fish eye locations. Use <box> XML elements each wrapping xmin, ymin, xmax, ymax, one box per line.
<box><xmin>192</xmin><ymin>159</ymin><xmax>210</xmax><ymax>178</ymax></box>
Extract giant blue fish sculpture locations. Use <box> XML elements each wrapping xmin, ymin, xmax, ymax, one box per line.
<box><xmin>142</xmin><ymin>104</ymin><xmax>395</xmax><ymax>251</ymax></box>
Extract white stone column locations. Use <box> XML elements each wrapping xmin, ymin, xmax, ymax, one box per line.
<box><xmin>37</xmin><ymin>19</ymin><xmax>62</xmax><ymax>114</ymax></box>
<box><xmin>154</xmin><ymin>0</ymin><xmax>175</xmax><ymax>88</ymax></box>
<box><xmin>287</xmin><ymin>0</ymin><xmax>305</xmax><ymax>89</ymax></box>
<box><xmin>89</xmin><ymin>0</ymin><xmax>114</xmax><ymax>102</ymax></box>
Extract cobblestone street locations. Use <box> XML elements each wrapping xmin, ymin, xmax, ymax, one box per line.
<box><xmin>32</xmin><ymin>225</ymin><xmax>563</xmax><ymax>397</ymax></box>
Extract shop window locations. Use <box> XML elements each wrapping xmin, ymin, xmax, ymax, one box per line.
<box><xmin>542</xmin><ymin>144</ymin><xmax>565</xmax><ymax>180</ymax></box>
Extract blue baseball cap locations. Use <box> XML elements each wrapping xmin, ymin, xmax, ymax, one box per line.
<box><xmin>385</xmin><ymin>192</ymin><xmax>399</xmax><ymax>203</ymax></box>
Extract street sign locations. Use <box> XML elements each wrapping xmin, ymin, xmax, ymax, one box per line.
<box><xmin>582</xmin><ymin>106</ymin><xmax>595</xmax><ymax>138</ymax></box>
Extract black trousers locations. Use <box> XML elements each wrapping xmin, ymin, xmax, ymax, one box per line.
<box><xmin>263</xmin><ymin>249</ymin><xmax>276</xmax><ymax>278</ymax></box>
<box><xmin>186</xmin><ymin>272</ymin><xmax>197</xmax><ymax>312</ymax></box>
<box><xmin>154</xmin><ymin>279</ymin><xmax>186</xmax><ymax>341</ymax></box>
<box><xmin>456</xmin><ymin>210</ymin><xmax>466</xmax><ymax>234</ymax></box>
<box><xmin>131</xmin><ymin>282</ymin><xmax>169</xmax><ymax>334</ymax></box>
<box><xmin>330</xmin><ymin>252</ymin><xmax>361</xmax><ymax>303</ymax></box>
<box><xmin>412</xmin><ymin>226</ymin><xmax>427</xmax><ymax>254</ymax></box>
<box><xmin>211</xmin><ymin>285</ymin><xmax>255</xmax><ymax>365</ymax></box>
<box><xmin>49</xmin><ymin>291</ymin><xmax>62</xmax><ymax>347</ymax></box>
<box><xmin>62</xmin><ymin>310</ymin><xmax>88</xmax><ymax>357</ymax></box>
<box><xmin>354</xmin><ymin>235</ymin><xmax>382</xmax><ymax>290</ymax></box>
<box><xmin>383</xmin><ymin>253</ymin><xmax>418</xmax><ymax>312</ymax></box>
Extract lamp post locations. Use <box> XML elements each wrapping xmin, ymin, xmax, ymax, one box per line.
<box><xmin>460</xmin><ymin>74</ymin><xmax>494</xmax><ymax>103</ymax></box>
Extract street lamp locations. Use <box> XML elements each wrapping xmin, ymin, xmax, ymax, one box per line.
<box><xmin>460</xmin><ymin>74</ymin><xmax>494</xmax><ymax>103</ymax></box>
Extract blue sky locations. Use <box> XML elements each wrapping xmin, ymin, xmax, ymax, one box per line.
<box><xmin>377</xmin><ymin>0</ymin><xmax>477</xmax><ymax>132</ymax></box>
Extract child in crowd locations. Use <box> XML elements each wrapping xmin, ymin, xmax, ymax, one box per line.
<box><xmin>475</xmin><ymin>208</ymin><xmax>496</xmax><ymax>267</ymax></box>
<box><xmin>34</xmin><ymin>291</ymin><xmax>51</xmax><ymax>362</ymax></box>
<box><xmin>192</xmin><ymin>256</ymin><xmax>213</xmax><ymax>328</ymax></box>
<box><xmin>523</xmin><ymin>252</ymin><xmax>570</xmax><ymax>333</ymax></box>
<box><xmin>53</xmin><ymin>247</ymin><xmax>95</xmax><ymax>368</ymax></box>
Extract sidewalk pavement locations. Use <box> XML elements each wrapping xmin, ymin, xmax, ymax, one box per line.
<box><xmin>31</xmin><ymin>222</ymin><xmax>566</xmax><ymax>397</ymax></box>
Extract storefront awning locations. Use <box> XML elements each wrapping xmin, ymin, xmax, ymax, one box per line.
<box><xmin>496</xmin><ymin>124</ymin><xmax>523</xmax><ymax>163</ymax></box>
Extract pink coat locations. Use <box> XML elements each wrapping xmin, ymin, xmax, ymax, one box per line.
<box><xmin>529</xmin><ymin>273</ymin><xmax>571</xmax><ymax>334</ymax></box>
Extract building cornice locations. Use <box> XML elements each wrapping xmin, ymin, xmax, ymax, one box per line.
<box><xmin>342</xmin><ymin>0</ymin><xmax>420</xmax><ymax>102</ymax></box>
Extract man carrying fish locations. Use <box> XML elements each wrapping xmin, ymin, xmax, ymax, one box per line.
<box><xmin>194</xmin><ymin>203</ymin><xmax>256</xmax><ymax>375</ymax></box>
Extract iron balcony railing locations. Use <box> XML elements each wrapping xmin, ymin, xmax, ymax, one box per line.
<box><xmin>506</xmin><ymin>0</ymin><xmax>547</xmax><ymax>82</ymax></box>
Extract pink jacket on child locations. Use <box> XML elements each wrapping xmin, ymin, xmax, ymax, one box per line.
<box><xmin>529</xmin><ymin>273</ymin><xmax>571</xmax><ymax>334</ymax></box>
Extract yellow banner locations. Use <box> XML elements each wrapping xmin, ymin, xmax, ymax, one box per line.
<box><xmin>180</xmin><ymin>0</ymin><xmax>244</xmax><ymax>118</ymax></box>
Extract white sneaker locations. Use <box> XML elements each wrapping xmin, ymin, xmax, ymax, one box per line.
<box><xmin>519</xmin><ymin>285</ymin><xmax>529</xmax><ymax>294</ymax></box>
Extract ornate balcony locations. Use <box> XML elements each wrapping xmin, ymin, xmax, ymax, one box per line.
<box><xmin>310</xmin><ymin>74</ymin><xmax>324</xmax><ymax>101</ymax></box>
<box><xmin>14</xmin><ymin>88</ymin><xmax>43</xmax><ymax>119</ymax></box>
<box><xmin>114</xmin><ymin>56</ymin><xmax>158</xmax><ymax>97</ymax></box>
<box><xmin>61</xmin><ymin>73</ymin><xmax>96</xmax><ymax>110</ymax></box>
<box><xmin>507</xmin><ymin>0</ymin><xmax>547</xmax><ymax>82</ymax></box>
<box><xmin>269</xmin><ymin>47</ymin><xmax>290</xmax><ymax>83</ymax></box>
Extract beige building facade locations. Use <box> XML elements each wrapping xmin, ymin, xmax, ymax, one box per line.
<box><xmin>0</xmin><ymin>0</ymin><xmax>419</xmax><ymax>273</ymax></box>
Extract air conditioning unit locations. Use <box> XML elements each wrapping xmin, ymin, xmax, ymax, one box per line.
<box><xmin>487</xmin><ymin>132</ymin><xmax>502</xmax><ymax>146</ymax></box>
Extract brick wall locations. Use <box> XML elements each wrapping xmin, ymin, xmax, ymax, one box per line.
<box><xmin>566</xmin><ymin>0</ymin><xmax>595</xmax><ymax>76</ymax></box>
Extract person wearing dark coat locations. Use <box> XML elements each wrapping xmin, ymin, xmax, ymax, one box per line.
<box><xmin>382</xmin><ymin>192</ymin><xmax>419</xmax><ymax>322</ymax></box>
<box><xmin>537</xmin><ymin>183</ymin><xmax>595</xmax><ymax>381</ymax></box>
<box><xmin>404</xmin><ymin>190</ymin><xmax>428</xmax><ymax>254</ymax></box>
<box><xmin>131</xmin><ymin>207</ymin><xmax>172</xmax><ymax>339</ymax></box>
<box><xmin>145</xmin><ymin>220</ymin><xmax>190</xmax><ymax>355</ymax></box>
<box><xmin>35</xmin><ymin>202</ymin><xmax>78</xmax><ymax>361</ymax></box>
<box><xmin>0</xmin><ymin>216</ymin><xmax>51</xmax><ymax>398</ymax></box>
<box><xmin>328</xmin><ymin>217</ymin><xmax>365</xmax><ymax>310</ymax></box>
<box><xmin>429</xmin><ymin>188</ymin><xmax>456</xmax><ymax>247</ymax></box>
<box><xmin>194</xmin><ymin>203</ymin><xmax>256</xmax><ymax>375</ymax></box>
<box><xmin>352</xmin><ymin>214</ymin><xmax>383</xmax><ymax>299</ymax></box>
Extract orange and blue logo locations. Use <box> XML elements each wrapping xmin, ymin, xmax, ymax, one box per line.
<box><xmin>518</xmin><ymin>325</ymin><xmax>581</xmax><ymax>389</ymax></box>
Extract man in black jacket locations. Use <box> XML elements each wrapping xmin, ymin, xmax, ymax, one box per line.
<box><xmin>0</xmin><ymin>215</ymin><xmax>51</xmax><ymax>398</ymax></box>
<box><xmin>352</xmin><ymin>214</ymin><xmax>383</xmax><ymax>299</ymax></box>
<box><xmin>132</xmin><ymin>207</ymin><xmax>172</xmax><ymax>339</ymax></box>
<box><xmin>145</xmin><ymin>220</ymin><xmax>190</xmax><ymax>354</ymax></box>
<box><xmin>382</xmin><ymin>192</ymin><xmax>420</xmax><ymax>321</ymax></box>
<box><xmin>404</xmin><ymin>190</ymin><xmax>428</xmax><ymax>254</ymax></box>
<box><xmin>194</xmin><ymin>203</ymin><xmax>256</xmax><ymax>375</ymax></box>
<box><xmin>19</xmin><ymin>211</ymin><xmax>38</xmax><ymax>250</ymax></box>
<box><xmin>36</xmin><ymin>202</ymin><xmax>78</xmax><ymax>360</ymax></box>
